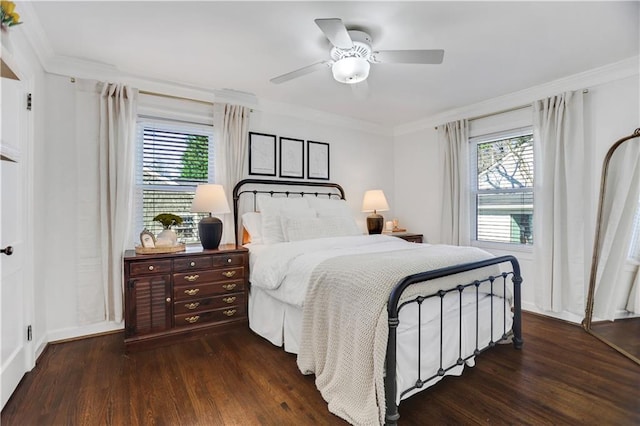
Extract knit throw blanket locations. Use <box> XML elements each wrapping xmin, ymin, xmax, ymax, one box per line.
<box><xmin>296</xmin><ymin>244</ymin><xmax>496</xmax><ymax>425</ymax></box>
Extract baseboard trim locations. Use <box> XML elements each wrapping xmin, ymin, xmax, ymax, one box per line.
<box><xmin>47</xmin><ymin>321</ymin><xmax>124</xmax><ymax>344</ymax></box>
<box><xmin>522</xmin><ymin>302</ymin><xmax>585</xmax><ymax>325</ymax></box>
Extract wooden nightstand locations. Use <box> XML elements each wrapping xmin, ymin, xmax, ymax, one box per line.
<box><xmin>123</xmin><ymin>244</ymin><xmax>248</xmax><ymax>351</ymax></box>
<box><xmin>389</xmin><ymin>232</ymin><xmax>423</xmax><ymax>243</ymax></box>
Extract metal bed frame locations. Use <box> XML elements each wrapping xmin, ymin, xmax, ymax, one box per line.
<box><xmin>232</xmin><ymin>178</ymin><xmax>523</xmax><ymax>425</ymax></box>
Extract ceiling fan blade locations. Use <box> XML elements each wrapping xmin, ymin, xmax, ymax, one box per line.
<box><xmin>314</xmin><ymin>18</ymin><xmax>353</xmax><ymax>49</ymax></box>
<box><xmin>371</xmin><ymin>49</ymin><xmax>445</xmax><ymax>64</ymax></box>
<box><xmin>270</xmin><ymin>61</ymin><xmax>332</xmax><ymax>84</ymax></box>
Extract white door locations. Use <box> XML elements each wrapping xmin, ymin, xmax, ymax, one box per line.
<box><xmin>1</xmin><ymin>75</ymin><xmax>29</xmax><ymax>409</ymax></box>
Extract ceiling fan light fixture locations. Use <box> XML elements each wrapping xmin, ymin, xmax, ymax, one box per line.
<box><xmin>332</xmin><ymin>57</ymin><xmax>370</xmax><ymax>84</ymax></box>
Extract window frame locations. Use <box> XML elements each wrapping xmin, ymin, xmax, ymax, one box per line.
<box><xmin>134</xmin><ymin>117</ymin><xmax>215</xmax><ymax>245</ymax></box>
<box><xmin>469</xmin><ymin>126</ymin><xmax>534</xmax><ymax>251</ymax></box>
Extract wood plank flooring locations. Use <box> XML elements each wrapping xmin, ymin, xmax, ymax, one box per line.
<box><xmin>591</xmin><ymin>317</ymin><xmax>640</xmax><ymax>361</ymax></box>
<box><xmin>2</xmin><ymin>312</ymin><xmax>639</xmax><ymax>425</ymax></box>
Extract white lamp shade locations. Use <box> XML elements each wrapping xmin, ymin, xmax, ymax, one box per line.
<box><xmin>191</xmin><ymin>184</ymin><xmax>231</xmax><ymax>214</ymax></box>
<box><xmin>362</xmin><ymin>189</ymin><xmax>389</xmax><ymax>212</ymax></box>
<box><xmin>332</xmin><ymin>57</ymin><xmax>370</xmax><ymax>84</ymax></box>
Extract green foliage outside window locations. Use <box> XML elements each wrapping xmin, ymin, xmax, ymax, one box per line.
<box><xmin>180</xmin><ymin>135</ymin><xmax>209</xmax><ymax>180</ymax></box>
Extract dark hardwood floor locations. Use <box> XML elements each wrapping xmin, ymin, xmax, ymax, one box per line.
<box><xmin>2</xmin><ymin>312</ymin><xmax>639</xmax><ymax>425</ymax></box>
<box><xmin>591</xmin><ymin>317</ymin><xmax>640</xmax><ymax>361</ymax></box>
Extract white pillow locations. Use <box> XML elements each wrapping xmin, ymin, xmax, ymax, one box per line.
<box><xmin>306</xmin><ymin>198</ymin><xmax>360</xmax><ymax>235</ymax></box>
<box><xmin>306</xmin><ymin>197</ymin><xmax>351</xmax><ymax>216</ymax></box>
<box><xmin>280</xmin><ymin>208</ymin><xmax>318</xmax><ymax>241</ymax></box>
<box><xmin>242</xmin><ymin>212</ymin><xmax>263</xmax><ymax>244</ymax></box>
<box><xmin>257</xmin><ymin>196</ymin><xmax>312</xmax><ymax>244</ymax></box>
<box><xmin>283</xmin><ymin>216</ymin><xmax>363</xmax><ymax>242</ymax></box>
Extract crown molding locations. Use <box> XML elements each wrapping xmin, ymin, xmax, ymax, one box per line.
<box><xmin>26</xmin><ymin>0</ymin><xmax>632</xmax><ymax>139</ymax></box>
<box><xmin>19</xmin><ymin>8</ymin><xmax>389</xmax><ymax>137</ymax></box>
<box><xmin>394</xmin><ymin>55</ymin><xmax>640</xmax><ymax>137</ymax></box>
<box><xmin>43</xmin><ymin>52</ymin><xmax>390</xmax><ymax>135</ymax></box>
<box><xmin>255</xmin><ymin>98</ymin><xmax>393</xmax><ymax>136</ymax></box>
<box><xmin>16</xmin><ymin>1</ymin><xmax>55</xmax><ymax>68</ymax></box>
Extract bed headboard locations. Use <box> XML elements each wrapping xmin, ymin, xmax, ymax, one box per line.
<box><xmin>232</xmin><ymin>178</ymin><xmax>346</xmax><ymax>245</ymax></box>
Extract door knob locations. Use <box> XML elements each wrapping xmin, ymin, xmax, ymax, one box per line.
<box><xmin>1</xmin><ymin>246</ymin><xmax>13</xmax><ymax>255</ymax></box>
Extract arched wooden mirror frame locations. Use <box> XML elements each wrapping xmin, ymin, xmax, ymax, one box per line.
<box><xmin>582</xmin><ymin>128</ymin><xmax>640</xmax><ymax>365</ymax></box>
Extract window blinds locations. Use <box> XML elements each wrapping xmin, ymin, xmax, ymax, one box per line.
<box><xmin>134</xmin><ymin>120</ymin><xmax>214</xmax><ymax>242</ymax></box>
<box><xmin>471</xmin><ymin>130</ymin><xmax>534</xmax><ymax>245</ymax></box>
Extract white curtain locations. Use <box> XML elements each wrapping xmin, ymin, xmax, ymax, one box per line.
<box><xmin>99</xmin><ymin>83</ymin><xmax>138</xmax><ymax>323</ymax></box>
<box><xmin>213</xmin><ymin>103</ymin><xmax>251</xmax><ymax>245</ymax></box>
<box><xmin>75</xmin><ymin>79</ymin><xmax>105</xmax><ymax>325</ymax></box>
<box><xmin>439</xmin><ymin>119</ymin><xmax>470</xmax><ymax>246</ymax></box>
<box><xmin>532</xmin><ymin>91</ymin><xmax>588</xmax><ymax>314</ymax></box>
<box><xmin>593</xmin><ymin>139</ymin><xmax>640</xmax><ymax>319</ymax></box>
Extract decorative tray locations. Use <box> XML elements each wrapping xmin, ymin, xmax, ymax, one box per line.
<box><xmin>135</xmin><ymin>243</ymin><xmax>186</xmax><ymax>255</ymax></box>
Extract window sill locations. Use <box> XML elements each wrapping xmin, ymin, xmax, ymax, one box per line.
<box><xmin>471</xmin><ymin>240</ymin><xmax>533</xmax><ymax>254</ymax></box>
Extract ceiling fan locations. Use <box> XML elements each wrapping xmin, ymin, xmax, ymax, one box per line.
<box><xmin>270</xmin><ymin>18</ymin><xmax>444</xmax><ymax>85</ymax></box>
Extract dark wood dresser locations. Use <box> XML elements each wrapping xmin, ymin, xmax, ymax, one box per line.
<box><xmin>389</xmin><ymin>232</ymin><xmax>423</xmax><ymax>243</ymax></box>
<box><xmin>123</xmin><ymin>244</ymin><xmax>249</xmax><ymax>351</ymax></box>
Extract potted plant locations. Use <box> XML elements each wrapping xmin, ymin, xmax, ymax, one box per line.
<box><xmin>153</xmin><ymin>213</ymin><xmax>183</xmax><ymax>246</ymax></box>
<box><xmin>1</xmin><ymin>2</ymin><xmax>23</xmax><ymax>32</ymax></box>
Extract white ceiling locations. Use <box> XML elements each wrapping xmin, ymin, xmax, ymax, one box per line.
<box><xmin>26</xmin><ymin>1</ymin><xmax>639</xmax><ymax>127</ymax></box>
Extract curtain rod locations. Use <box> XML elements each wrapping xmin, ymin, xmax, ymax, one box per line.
<box><xmin>468</xmin><ymin>104</ymin><xmax>531</xmax><ymax>122</ymax></box>
<box><xmin>138</xmin><ymin>89</ymin><xmax>213</xmax><ymax>106</ymax></box>
<box><xmin>138</xmin><ymin>89</ymin><xmax>254</xmax><ymax>112</ymax></box>
<box><xmin>435</xmin><ymin>89</ymin><xmax>589</xmax><ymax>129</ymax></box>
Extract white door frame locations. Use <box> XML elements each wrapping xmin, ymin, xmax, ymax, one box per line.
<box><xmin>0</xmin><ymin>46</ymin><xmax>36</xmax><ymax>409</ymax></box>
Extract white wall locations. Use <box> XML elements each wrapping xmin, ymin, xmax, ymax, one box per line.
<box><xmin>26</xmin><ymin>33</ymin><xmax>640</xmax><ymax>339</ymax></box>
<box><xmin>39</xmin><ymin>77</ymin><xmax>395</xmax><ymax>340</ymax></box>
<box><xmin>394</xmin><ymin>67</ymin><xmax>640</xmax><ymax>323</ymax></box>
<box><xmin>394</xmin><ymin>127</ymin><xmax>440</xmax><ymax>243</ymax></box>
<box><xmin>41</xmin><ymin>74</ymin><xmax>86</xmax><ymax>338</ymax></box>
<box><xmin>249</xmin><ymin>109</ymin><xmax>395</xmax><ymax>231</ymax></box>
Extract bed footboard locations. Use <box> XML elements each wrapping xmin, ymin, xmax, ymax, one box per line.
<box><xmin>384</xmin><ymin>255</ymin><xmax>523</xmax><ymax>426</ymax></box>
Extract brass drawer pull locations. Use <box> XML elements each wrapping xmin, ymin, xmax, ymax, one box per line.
<box><xmin>222</xmin><ymin>296</ymin><xmax>236</xmax><ymax>304</ymax></box>
<box><xmin>184</xmin><ymin>288</ymin><xmax>200</xmax><ymax>296</ymax></box>
<box><xmin>222</xmin><ymin>270</ymin><xmax>236</xmax><ymax>278</ymax></box>
<box><xmin>185</xmin><ymin>302</ymin><xmax>200</xmax><ymax>310</ymax></box>
<box><xmin>185</xmin><ymin>315</ymin><xmax>200</xmax><ymax>324</ymax></box>
<box><xmin>222</xmin><ymin>283</ymin><xmax>236</xmax><ymax>291</ymax></box>
<box><xmin>184</xmin><ymin>274</ymin><xmax>200</xmax><ymax>282</ymax></box>
<box><xmin>223</xmin><ymin>309</ymin><xmax>237</xmax><ymax>317</ymax></box>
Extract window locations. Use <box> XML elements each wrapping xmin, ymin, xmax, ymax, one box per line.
<box><xmin>471</xmin><ymin>129</ymin><xmax>534</xmax><ymax>246</ymax></box>
<box><xmin>135</xmin><ymin>120</ymin><xmax>215</xmax><ymax>243</ymax></box>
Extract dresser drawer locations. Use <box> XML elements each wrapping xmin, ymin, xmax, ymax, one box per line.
<box><xmin>174</xmin><ymin>280</ymin><xmax>245</xmax><ymax>301</ymax></box>
<box><xmin>174</xmin><ymin>304</ymin><xmax>246</xmax><ymax>328</ymax></box>
<box><xmin>129</xmin><ymin>260</ymin><xmax>172</xmax><ymax>276</ymax></box>
<box><xmin>123</xmin><ymin>246</ymin><xmax>249</xmax><ymax>351</ymax></box>
<box><xmin>174</xmin><ymin>292</ymin><xmax>245</xmax><ymax>315</ymax></box>
<box><xmin>212</xmin><ymin>253</ymin><xmax>245</xmax><ymax>268</ymax></box>
<box><xmin>173</xmin><ymin>256</ymin><xmax>214</xmax><ymax>272</ymax></box>
<box><xmin>173</xmin><ymin>266</ymin><xmax>244</xmax><ymax>286</ymax></box>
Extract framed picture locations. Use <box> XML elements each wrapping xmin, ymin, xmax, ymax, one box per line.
<box><xmin>307</xmin><ymin>141</ymin><xmax>330</xmax><ymax>180</ymax></box>
<box><xmin>140</xmin><ymin>229</ymin><xmax>156</xmax><ymax>248</ymax></box>
<box><xmin>249</xmin><ymin>132</ymin><xmax>277</xmax><ymax>176</ymax></box>
<box><xmin>279</xmin><ymin>137</ymin><xmax>304</xmax><ymax>179</ymax></box>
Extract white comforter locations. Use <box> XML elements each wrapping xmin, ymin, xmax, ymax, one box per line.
<box><xmin>248</xmin><ymin>235</ymin><xmax>513</xmax><ymax>425</ymax></box>
<box><xmin>248</xmin><ymin>234</ymin><xmax>425</xmax><ymax>307</ymax></box>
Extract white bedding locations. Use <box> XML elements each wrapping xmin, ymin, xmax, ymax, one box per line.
<box><xmin>247</xmin><ymin>235</ymin><xmax>514</xmax><ymax>425</ymax></box>
<box><xmin>248</xmin><ymin>234</ymin><xmax>426</xmax><ymax>306</ymax></box>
